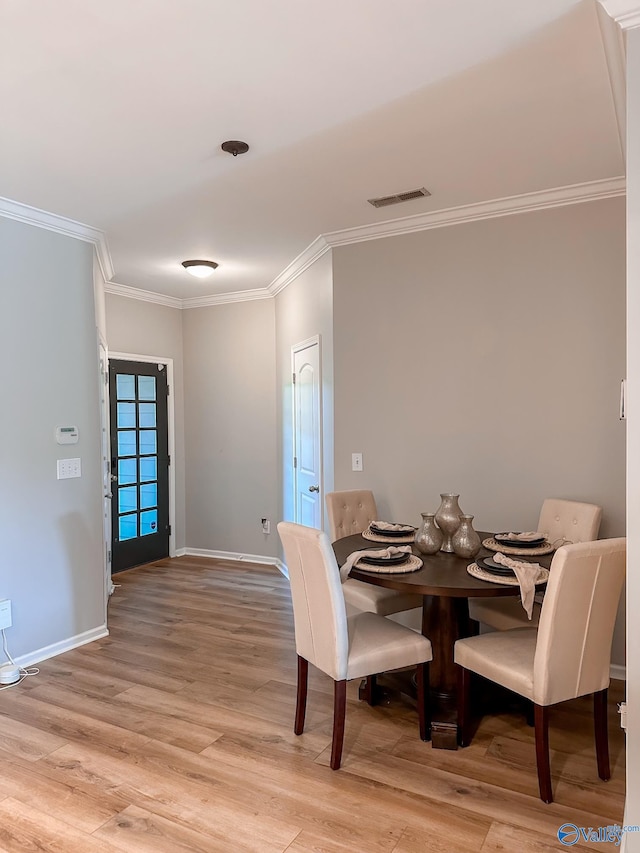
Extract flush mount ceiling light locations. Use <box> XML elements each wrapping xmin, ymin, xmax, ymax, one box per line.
<box><xmin>221</xmin><ymin>140</ymin><xmax>249</xmax><ymax>156</ymax></box>
<box><xmin>181</xmin><ymin>259</ymin><xmax>219</xmax><ymax>278</ymax></box>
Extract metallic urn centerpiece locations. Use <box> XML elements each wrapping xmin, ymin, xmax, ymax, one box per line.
<box><xmin>435</xmin><ymin>493</ymin><xmax>462</xmax><ymax>553</ymax></box>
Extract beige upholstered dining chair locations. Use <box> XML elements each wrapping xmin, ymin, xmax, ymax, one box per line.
<box><xmin>469</xmin><ymin>498</ymin><xmax>602</xmax><ymax>631</ymax></box>
<box><xmin>455</xmin><ymin>537</ymin><xmax>625</xmax><ymax>803</ymax></box>
<box><xmin>278</xmin><ymin>521</ymin><xmax>433</xmax><ymax>769</ymax></box>
<box><xmin>325</xmin><ymin>489</ymin><xmax>423</xmax><ymax>617</ymax></box>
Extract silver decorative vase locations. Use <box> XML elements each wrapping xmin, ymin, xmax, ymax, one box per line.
<box><xmin>435</xmin><ymin>493</ymin><xmax>462</xmax><ymax>553</ymax></box>
<box><xmin>415</xmin><ymin>512</ymin><xmax>443</xmax><ymax>555</ymax></box>
<box><xmin>451</xmin><ymin>514</ymin><xmax>481</xmax><ymax>559</ymax></box>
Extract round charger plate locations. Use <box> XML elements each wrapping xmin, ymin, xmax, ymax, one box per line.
<box><xmin>355</xmin><ymin>554</ymin><xmax>423</xmax><ymax>573</ymax></box>
<box><xmin>475</xmin><ymin>555</ymin><xmax>516</xmax><ymax>576</ymax></box>
<box><xmin>467</xmin><ymin>562</ymin><xmax>549</xmax><ymax>586</ymax></box>
<box><xmin>482</xmin><ymin>537</ymin><xmax>555</xmax><ymax>556</ymax></box>
<box><xmin>494</xmin><ymin>533</ymin><xmax>546</xmax><ymax>548</ymax></box>
<box><xmin>370</xmin><ymin>523</ymin><xmax>416</xmax><ymax>537</ymax></box>
<box><xmin>362</xmin><ymin>530</ymin><xmax>415</xmax><ymax>544</ymax></box>
<box><xmin>360</xmin><ymin>552</ymin><xmax>412</xmax><ymax>566</ymax></box>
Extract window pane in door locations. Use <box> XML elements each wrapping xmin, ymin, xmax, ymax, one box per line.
<box><xmin>117</xmin><ymin>402</ymin><xmax>136</xmax><ymax>428</ymax></box>
<box><xmin>119</xmin><ymin>515</ymin><xmax>137</xmax><ymax>541</ymax></box>
<box><xmin>116</xmin><ymin>374</ymin><xmax>136</xmax><ymax>400</ymax></box>
<box><xmin>140</xmin><ymin>510</ymin><xmax>158</xmax><ymax>536</ymax></box>
<box><xmin>118</xmin><ymin>458</ymin><xmax>137</xmax><ymax>485</ymax></box>
<box><xmin>139</xmin><ymin>430</ymin><xmax>157</xmax><ymax>455</ymax></box>
<box><xmin>140</xmin><ymin>483</ymin><xmax>157</xmax><ymax>509</ymax></box>
<box><xmin>118</xmin><ymin>486</ymin><xmax>137</xmax><ymax>513</ymax></box>
<box><xmin>140</xmin><ymin>457</ymin><xmax>157</xmax><ymax>481</ymax></box>
<box><xmin>117</xmin><ymin>430</ymin><xmax>137</xmax><ymax>457</ymax></box>
<box><xmin>139</xmin><ymin>403</ymin><xmax>156</xmax><ymax>428</ymax></box>
<box><xmin>138</xmin><ymin>376</ymin><xmax>156</xmax><ymax>401</ymax></box>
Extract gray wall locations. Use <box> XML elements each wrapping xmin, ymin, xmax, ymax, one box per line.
<box><xmin>105</xmin><ymin>293</ymin><xmax>186</xmax><ymax>550</ymax></box>
<box><xmin>333</xmin><ymin>197</ymin><xmax>626</xmax><ymax>662</ymax></box>
<box><xmin>182</xmin><ymin>299</ymin><xmax>278</xmax><ymax>557</ymax></box>
<box><xmin>0</xmin><ymin>218</ymin><xmax>105</xmax><ymax>660</ymax></box>
<box><xmin>275</xmin><ymin>251</ymin><xmax>334</xmax><ymax>531</ymax></box>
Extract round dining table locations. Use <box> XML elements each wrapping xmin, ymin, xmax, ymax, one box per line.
<box><xmin>332</xmin><ymin>532</ymin><xmax>553</xmax><ymax>749</ymax></box>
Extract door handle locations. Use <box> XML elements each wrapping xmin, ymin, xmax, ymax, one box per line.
<box><xmin>104</xmin><ymin>494</ymin><xmax>112</xmax><ymax>500</ymax></box>
<box><xmin>308</xmin><ymin>485</ymin><xmax>320</xmax><ymax>493</ymax></box>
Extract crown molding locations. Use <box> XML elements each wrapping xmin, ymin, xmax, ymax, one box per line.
<box><xmin>182</xmin><ymin>288</ymin><xmax>272</xmax><ymax>309</ymax></box>
<box><xmin>3</xmin><ymin>176</ymin><xmax>627</xmax><ymax>309</ymax></box>
<box><xmin>0</xmin><ymin>195</ymin><xmax>114</xmax><ymax>281</ymax></box>
<box><xmin>321</xmin><ymin>176</ymin><xmax>626</xmax><ymax>249</ymax></box>
<box><xmin>598</xmin><ymin>0</ymin><xmax>640</xmax><ymax>28</ymax></box>
<box><xmin>596</xmin><ymin>2</ymin><xmax>627</xmax><ymax>161</ymax></box>
<box><xmin>267</xmin><ymin>235</ymin><xmax>331</xmax><ymax>296</ymax></box>
<box><xmin>104</xmin><ymin>280</ymin><xmax>182</xmax><ymax>308</ymax></box>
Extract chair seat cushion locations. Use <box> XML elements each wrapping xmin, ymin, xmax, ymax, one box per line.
<box><xmin>454</xmin><ymin>628</ymin><xmax>538</xmax><ymax>701</ymax></box>
<box><xmin>342</xmin><ymin>578</ymin><xmax>422</xmax><ymax>616</ymax></box>
<box><xmin>469</xmin><ymin>597</ymin><xmax>541</xmax><ymax>631</ymax></box>
<box><xmin>345</xmin><ymin>612</ymin><xmax>432</xmax><ymax>681</ymax></box>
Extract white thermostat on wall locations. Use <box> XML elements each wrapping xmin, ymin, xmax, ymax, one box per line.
<box><xmin>56</xmin><ymin>425</ymin><xmax>79</xmax><ymax>445</ymax></box>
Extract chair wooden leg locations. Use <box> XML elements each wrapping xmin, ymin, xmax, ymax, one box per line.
<box><xmin>294</xmin><ymin>655</ymin><xmax>308</xmax><ymax>735</ymax></box>
<box><xmin>594</xmin><ymin>688</ymin><xmax>611</xmax><ymax>781</ymax></box>
<box><xmin>534</xmin><ymin>704</ymin><xmax>553</xmax><ymax>803</ymax></box>
<box><xmin>363</xmin><ymin>674</ymin><xmax>377</xmax><ymax>706</ymax></box>
<box><xmin>330</xmin><ymin>680</ymin><xmax>347</xmax><ymax>770</ymax></box>
<box><xmin>416</xmin><ymin>662</ymin><xmax>431</xmax><ymax>741</ymax></box>
<box><xmin>457</xmin><ymin>665</ymin><xmax>472</xmax><ymax>747</ymax></box>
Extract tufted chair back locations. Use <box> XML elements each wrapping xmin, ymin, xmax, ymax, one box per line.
<box><xmin>537</xmin><ymin>499</ymin><xmax>602</xmax><ymax>547</ymax></box>
<box><xmin>278</xmin><ymin>521</ymin><xmax>349</xmax><ymax>681</ymax></box>
<box><xmin>325</xmin><ymin>490</ymin><xmax>378</xmax><ymax>542</ymax></box>
<box><xmin>533</xmin><ymin>538</ymin><xmax>625</xmax><ymax>706</ymax></box>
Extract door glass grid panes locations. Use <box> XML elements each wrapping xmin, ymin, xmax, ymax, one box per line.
<box><xmin>115</xmin><ymin>373</ymin><xmax>159</xmax><ymax>545</ymax></box>
<box><xmin>117</xmin><ymin>402</ymin><xmax>136</xmax><ymax>428</ymax></box>
<box><xmin>140</xmin><ymin>509</ymin><xmax>158</xmax><ymax>536</ymax></box>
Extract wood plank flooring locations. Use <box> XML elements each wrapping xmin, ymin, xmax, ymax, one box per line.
<box><xmin>0</xmin><ymin>556</ymin><xmax>626</xmax><ymax>852</ymax></box>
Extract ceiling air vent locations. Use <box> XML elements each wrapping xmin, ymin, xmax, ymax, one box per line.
<box><xmin>368</xmin><ymin>187</ymin><xmax>431</xmax><ymax>208</ymax></box>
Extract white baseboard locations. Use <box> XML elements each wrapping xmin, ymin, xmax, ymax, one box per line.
<box><xmin>14</xmin><ymin>625</ymin><xmax>109</xmax><ymax>668</ymax></box>
<box><xmin>182</xmin><ymin>547</ymin><xmax>288</xmax><ymax>578</ymax></box>
<box><xmin>610</xmin><ymin>663</ymin><xmax>626</xmax><ymax>681</ymax></box>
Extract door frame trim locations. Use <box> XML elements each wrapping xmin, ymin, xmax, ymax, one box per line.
<box><xmin>109</xmin><ymin>351</ymin><xmax>176</xmax><ymax>558</ymax></box>
<box><xmin>291</xmin><ymin>335</ymin><xmax>323</xmax><ymax>529</ymax></box>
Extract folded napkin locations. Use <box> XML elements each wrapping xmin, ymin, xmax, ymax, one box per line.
<box><xmin>370</xmin><ymin>520</ymin><xmax>415</xmax><ymax>532</ymax></box>
<box><xmin>340</xmin><ymin>546</ymin><xmax>412</xmax><ymax>582</ymax></box>
<box><xmin>492</xmin><ymin>552</ymin><xmax>542</xmax><ymax>619</ymax></box>
<box><xmin>496</xmin><ymin>531</ymin><xmax>542</xmax><ymax>542</ymax></box>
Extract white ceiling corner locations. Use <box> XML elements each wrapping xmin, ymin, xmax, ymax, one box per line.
<box><xmin>598</xmin><ymin>0</ymin><xmax>640</xmax><ymax>29</ymax></box>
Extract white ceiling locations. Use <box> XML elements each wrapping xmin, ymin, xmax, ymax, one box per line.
<box><xmin>0</xmin><ymin>0</ymin><xmax>625</xmax><ymax>301</ymax></box>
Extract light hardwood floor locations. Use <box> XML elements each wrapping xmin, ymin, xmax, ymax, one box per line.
<box><xmin>0</xmin><ymin>556</ymin><xmax>625</xmax><ymax>852</ymax></box>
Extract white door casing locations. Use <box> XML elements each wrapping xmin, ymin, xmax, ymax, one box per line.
<box><xmin>98</xmin><ymin>336</ymin><xmax>113</xmax><ymax>607</ymax></box>
<box><xmin>293</xmin><ymin>338</ymin><xmax>322</xmax><ymax>529</ymax></box>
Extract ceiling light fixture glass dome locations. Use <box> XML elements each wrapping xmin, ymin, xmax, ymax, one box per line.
<box><xmin>181</xmin><ymin>260</ymin><xmax>219</xmax><ymax>278</ymax></box>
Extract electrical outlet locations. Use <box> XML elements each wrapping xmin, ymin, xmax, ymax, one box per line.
<box><xmin>0</xmin><ymin>599</ymin><xmax>12</xmax><ymax>630</ymax></box>
<box><xmin>261</xmin><ymin>518</ymin><xmax>271</xmax><ymax>534</ymax></box>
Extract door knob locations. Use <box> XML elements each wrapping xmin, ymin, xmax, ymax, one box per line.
<box><xmin>308</xmin><ymin>485</ymin><xmax>320</xmax><ymax>493</ymax></box>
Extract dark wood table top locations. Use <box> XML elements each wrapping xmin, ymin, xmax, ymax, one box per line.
<box><xmin>333</xmin><ymin>532</ymin><xmax>553</xmax><ymax>599</ymax></box>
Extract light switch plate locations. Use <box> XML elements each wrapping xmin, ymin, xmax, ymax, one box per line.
<box><xmin>57</xmin><ymin>458</ymin><xmax>82</xmax><ymax>479</ymax></box>
<box><xmin>352</xmin><ymin>452</ymin><xmax>363</xmax><ymax>472</ymax></box>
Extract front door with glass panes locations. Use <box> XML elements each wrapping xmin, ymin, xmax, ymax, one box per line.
<box><xmin>109</xmin><ymin>360</ymin><xmax>170</xmax><ymax>572</ymax></box>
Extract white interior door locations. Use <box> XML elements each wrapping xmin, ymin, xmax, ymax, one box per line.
<box><xmin>293</xmin><ymin>339</ymin><xmax>322</xmax><ymax>528</ymax></box>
